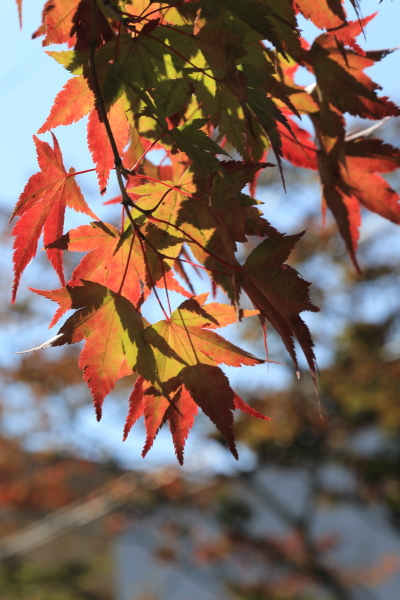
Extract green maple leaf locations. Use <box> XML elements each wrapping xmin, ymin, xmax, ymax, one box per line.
<box><xmin>167</xmin><ymin>118</ymin><xmax>231</xmax><ymax>181</ymax></box>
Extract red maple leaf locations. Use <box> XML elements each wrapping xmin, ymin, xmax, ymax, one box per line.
<box><xmin>10</xmin><ymin>133</ymin><xmax>98</xmax><ymax>302</ymax></box>
<box><xmin>42</xmin><ymin>0</ymin><xmax>81</xmax><ymax>46</ymax></box>
<box><xmin>37</xmin><ymin>75</ymin><xmax>94</xmax><ymax>133</ymax></box>
<box><xmin>46</xmin><ymin>218</ymin><xmax>188</xmax><ymax>309</ymax></box>
<box><xmin>296</xmin><ymin>0</ymin><xmax>348</xmax><ymax>30</ymax></box>
<box><xmin>87</xmin><ymin>99</ymin><xmax>130</xmax><ymax>194</ymax></box>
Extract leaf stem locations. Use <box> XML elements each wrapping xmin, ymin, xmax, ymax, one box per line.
<box><xmin>142</xmin><ymin>31</ymin><xmax>222</xmax><ymax>84</ymax></box>
<box><xmin>123</xmin><ymin>204</ymin><xmax>170</xmax><ymax>320</ymax></box>
<box><xmin>67</xmin><ymin>168</ymin><xmax>96</xmax><ymax>178</ymax></box>
<box><xmin>116</xmin><ymin>229</ymin><xmax>136</xmax><ymax>296</ymax></box>
<box><xmin>142</xmin><ymin>1</ymin><xmax>192</xmax><ymax>19</ymax></box>
<box><xmin>130</xmin><ymin>133</ymin><xmax>166</xmax><ymax>173</ymax></box>
<box><xmin>130</xmin><ymin>174</ymin><xmax>202</xmax><ymax>201</ymax></box>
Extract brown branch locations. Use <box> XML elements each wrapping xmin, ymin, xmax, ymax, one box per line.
<box><xmin>123</xmin><ymin>204</ymin><xmax>170</xmax><ymax>320</ymax></box>
<box><xmin>90</xmin><ymin>0</ymin><xmax>239</xmax><ymax>287</ymax></box>
<box><xmin>90</xmin><ymin>0</ymin><xmax>127</xmax><ymax>176</ymax></box>
<box><xmin>142</xmin><ymin>1</ymin><xmax>192</xmax><ymax>19</ymax></box>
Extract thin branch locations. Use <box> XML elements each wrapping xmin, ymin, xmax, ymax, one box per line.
<box><xmin>102</xmin><ymin>0</ymin><xmax>136</xmax><ymax>26</ymax></box>
<box><xmin>90</xmin><ymin>0</ymin><xmax>125</xmax><ymax>173</ymax></box>
<box><xmin>67</xmin><ymin>168</ymin><xmax>96</xmax><ymax>178</ymax></box>
<box><xmin>345</xmin><ymin>117</ymin><xmax>390</xmax><ymax>141</ymax></box>
<box><xmin>122</xmin><ymin>205</ymin><xmax>170</xmax><ymax>320</ymax></box>
<box><xmin>142</xmin><ymin>1</ymin><xmax>192</xmax><ymax>19</ymax></box>
<box><xmin>130</xmin><ymin>133</ymin><xmax>166</xmax><ymax>173</ymax></box>
<box><xmin>124</xmin><ymin>202</ymin><xmax>234</xmax><ymax>279</ymax></box>
<box><xmin>129</xmin><ymin>202</ymin><xmax>242</xmax><ymax>272</ymax></box>
<box><xmin>116</xmin><ymin>229</ymin><xmax>136</xmax><ymax>296</ymax></box>
<box><xmin>91</xmin><ymin>0</ymin><xmax>239</xmax><ymax>295</ymax></box>
<box><xmin>161</xmin><ymin>262</ymin><xmax>172</xmax><ymax>314</ymax></box>
<box><xmin>91</xmin><ymin>0</ymin><xmax>169</xmax><ymax>318</ymax></box>
<box><xmin>130</xmin><ymin>174</ymin><xmax>202</xmax><ymax>201</ymax></box>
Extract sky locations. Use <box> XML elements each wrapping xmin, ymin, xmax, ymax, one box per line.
<box><xmin>0</xmin><ymin>0</ymin><xmax>399</xmax><ymax>473</ymax></box>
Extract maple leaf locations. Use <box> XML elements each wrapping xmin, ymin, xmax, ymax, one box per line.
<box><xmin>167</xmin><ymin>119</ymin><xmax>231</xmax><ymax>183</ymax></box>
<box><xmin>120</xmin><ymin>292</ymin><xmax>270</xmax><ymax>463</ymax></box>
<box><xmin>239</xmin><ymin>233</ymin><xmax>319</xmax><ymax>377</ymax></box>
<box><xmin>87</xmin><ymin>99</ymin><xmax>130</xmax><ymax>193</ymax></box>
<box><xmin>123</xmin><ymin>376</ymin><xmax>198</xmax><ymax>464</ymax></box>
<box><xmin>40</xmin><ymin>0</ymin><xmax>112</xmax><ymax>50</ymax></box>
<box><xmin>10</xmin><ymin>133</ymin><xmax>98</xmax><ymax>303</ymax></box>
<box><xmin>123</xmin><ymin>372</ymin><xmax>269</xmax><ymax>464</ymax></box>
<box><xmin>102</xmin><ymin>33</ymin><xmax>178</xmax><ymax>106</ymax></box>
<box><xmin>342</xmin><ymin>138</ymin><xmax>400</xmax><ymax>224</ymax></box>
<box><xmin>42</xmin><ymin>0</ymin><xmax>81</xmax><ymax>46</ymax></box>
<box><xmin>27</xmin><ymin>289</ymin><xmax>266</xmax><ymax>463</ymax></box>
<box><xmin>318</xmin><ymin>137</ymin><xmax>400</xmax><ymax>267</ymax></box>
<box><xmin>277</xmin><ymin>118</ymin><xmax>317</xmax><ymax>170</ymax></box>
<box><xmin>309</xmin><ymin>36</ymin><xmax>400</xmax><ymax>121</ymax></box>
<box><xmin>31</xmin><ymin>282</ymin><xmax>145</xmax><ymax>420</ymax></box>
<box><xmin>128</xmin><ymin>171</ymin><xmax>240</xmax><ymax>300</ymax></box>
<box><xmin>296</xmin><ymin>0</ymin><xmax>348</xmax><ymax>30</ymax></box>
<box><xmin>306</xmin><ymin>25</ymin><xmax>400</xmax><ymax>268</ymax></box>
<box><xmin>37</xmin><ymin>75</ymin><xmax>94</xmax><ymax>133</ymax></box>
<box><xmin>46</xmin><ymin>220</ymin><xmax>184</xmax><ymax>308</ymax></box>
<box><xmin>140</xmin><ymin>295</ymin><xmax>263</xmax><ymax>392</ymax></box>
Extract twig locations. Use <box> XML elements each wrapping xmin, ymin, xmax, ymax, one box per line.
<box><xmin>123</xmin><ymin>205</ymin><xmax>170</xmax><ymax>319</ymax></box>
<box><xmin>345</xmin><ymin>117</ymin><xmax>390</xmax><ymax>141</ymax></box>
<box><xmin>100</xmin><ymin>0</ymin><xmax>221</xmax><ymax>83</ymax></box>
<box><xmin>90</xmin><ymin>0</ymin><xmax>128</xmax><ymax>180</ymax></box>
<box><xmin>90</xmin><ymin>0</ymin><xmax>239</xmax><ymax>288</ymax></box>
<box><xmin>142</xmin><ymin>1</ymin><xmax>192</xmax><ymax>19</ymax></box>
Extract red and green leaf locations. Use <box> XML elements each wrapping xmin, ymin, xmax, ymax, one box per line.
<box><xmin>32</xmin><ymin>282</ymin><xmax>145</xmax><ymax>420</ymax></box>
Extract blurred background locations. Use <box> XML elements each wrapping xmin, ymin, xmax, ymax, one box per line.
<box><xmin>1</xmin><ymin>0</ymin><xmax>400</xmax><ymax>599</ymax></box>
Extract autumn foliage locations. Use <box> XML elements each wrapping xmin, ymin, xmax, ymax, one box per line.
<box><xmin>11</xmin><ymin>0</ymin><xmax>400</xmax><ymax>463</ymax></box>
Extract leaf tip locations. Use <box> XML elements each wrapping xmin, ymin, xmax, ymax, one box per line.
<box><xmin>95</xmin><ymin>404</ymin><xmax>103</xmax><ymax>422</ymax></box>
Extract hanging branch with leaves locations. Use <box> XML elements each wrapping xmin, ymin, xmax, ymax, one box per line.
<box><xmin>10</xmin><ymin>0</ymin><xmax>400</xmax><ymax>463</ymax></box>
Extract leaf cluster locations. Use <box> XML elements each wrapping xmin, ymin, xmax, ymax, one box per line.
<box><xmin>10</xmin><ymin>0</ymin><xmax>400</xmax><ymax>463</ymax></box>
